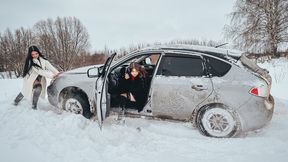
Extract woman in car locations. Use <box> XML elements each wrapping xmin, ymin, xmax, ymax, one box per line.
<box><xmin>13</xmin><ymin>45</ymin><xmax>60</xmax><ymax>109</ymax></box>
<box><xmin>119</xmin><ymin>62</ymin><xmax>148</xmax><ymax>112</ymax></box>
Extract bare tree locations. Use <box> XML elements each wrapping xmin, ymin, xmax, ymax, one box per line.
<box><xmin>0</xmin><ymin>32</ymin><xmax>5</xmax><ymax>74</ymax></box>
<box><xmin>111</xmin><ymin>39</ymin><xmax>226</xmax><ymax>59</ymax></box>
<box><xmin>167</xmin><ymin>39</ymin><xmax>226</xmax><ymax>47</ymax></box>
<box><xmin>0</xmin><ymin>28</ymin><xmax>35</xmax><ymax>78</ymax></box>
<box><xmin>225</xmin><ymin>0</ymin><xmax>288</xmax><ymax>57</ymax></box>
<box><xmin>34</xmin><ymin>17</ymin><xmax>90</xmax><ymax>70</ymax></box>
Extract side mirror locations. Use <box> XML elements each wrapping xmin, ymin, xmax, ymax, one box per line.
<box><xmin>87</xmin><ymin>67</ymin><xmax>100</xmax><ymax>78</ymax></box>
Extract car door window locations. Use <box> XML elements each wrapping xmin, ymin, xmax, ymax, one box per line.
<box><xmin>156</xmin><ymin>55</ymin><xmax>204</xmax><ymax>76</ymax></box>
<box><xmin>204</xmin><ymin>56</ymin><xmax>231</xmax><ymax>77</ymax></box>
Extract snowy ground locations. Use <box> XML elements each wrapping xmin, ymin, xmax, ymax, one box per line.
<box><xmin>0</xmin><ymin>58</ymin><xmax>288</xmax><ymax>162</ymax></box>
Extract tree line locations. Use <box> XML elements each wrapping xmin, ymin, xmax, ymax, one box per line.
<box><xmin>0</xmin><ymin>16</ymin><xmax>225</xmax><ymax>78</ymax></box>
<box><xmin>0</xmin><ymin>17</ymin><xmax>108</xmax><ymax>78</ymax></box>
<box><xmin>225</xmin><ymin>0</ymin><xmax>288</xmax><ymax>57</ymax></box>
<box><xmin>1</xmin><ymin>0</ymin><xmax>288</xmax><ymax>78</ymax></box>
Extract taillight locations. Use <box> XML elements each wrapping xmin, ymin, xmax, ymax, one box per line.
<box><xmin>249</xmin><ymin>84</ymin><xmax>269</xmax><ymax>97</ymax></box>
<box><xmin>249</xmin><ymin>87</ymin><xmax>259</xmax><ymax>96</ymax></box>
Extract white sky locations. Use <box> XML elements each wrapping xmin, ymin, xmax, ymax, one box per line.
<box><xmin>0</xmin><ymin>0</ymin><xmax>236</xmax><ymax>51</ymax></box>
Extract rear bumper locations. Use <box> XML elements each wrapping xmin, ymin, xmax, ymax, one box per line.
<box><xmin>264</xmin><ymin>95</ymin><xmax>274</xmax><ymax>111</ymax></box>
<box><xmin>238</xmin><ymin>94</ymin><xmax>274</xmax><ymax>132</ymax></box>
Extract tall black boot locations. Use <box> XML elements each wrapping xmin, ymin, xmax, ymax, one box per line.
<box><xmin>32</xmin><ymin>85</ymin><xmax>42</xmax><ymax>110</ymax></box>
<box><xmin>117</xmin><ymin>96</ymin><xmax>128</xmax><ymax>121</ymax></box>
<box><xmin>119</xmin><ymin>96</ymin><xmax>127</xmax><ymax>111</ymax></box>
<box><xmin>14</xmin><ymin>93</ymin><xmax>24</xmax><ymax>106</ymax></box>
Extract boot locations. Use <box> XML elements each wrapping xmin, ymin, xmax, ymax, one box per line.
<box><xmin>32</xmin><ymin>105</ymin><xmax>37</xmax><ymax>110</ymax></box>
<box><xmin>117</xmin><ymin>96</ymin><xmax>127</xmax><ymax>121</ymax></box>
<box><xmin>32</xmin><ymin>84</ymin><xmax>42</xmax><ymax>110</ymax></box>
<box><xmin>14</xmin><ymin>93</ymin><xmax>24</xmax><ymax>106</ymax></box>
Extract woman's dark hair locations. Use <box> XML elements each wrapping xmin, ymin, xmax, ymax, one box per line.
<box><xmin>22</xmin><ymin>46</ymin><xmax>47</xmax><ymax>77</ymax></box>
<box><xmin>129</xmin><ymin>62</ymin><xmax>147</xmax><ymax>78</ymax></box>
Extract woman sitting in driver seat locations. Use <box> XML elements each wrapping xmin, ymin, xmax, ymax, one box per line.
<box><xmin>120</xmin><ymin>62</ymin><xmax>148</xmax><ymax>112</ymax></box>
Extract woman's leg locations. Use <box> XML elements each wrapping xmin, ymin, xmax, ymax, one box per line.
<box><xmin>135</xmin><ymin>94</ymin><xmax>146</xmax><ymax>112</ymax></box>
<box><xmin>32</xmin><ymin>84</ymin><xmax>42</xmax><ymax>109</ymax></box>
<box><xmin>14</xmin><ymin>92</ymin><xmax>24</xmax><ymax>105</ymax></box>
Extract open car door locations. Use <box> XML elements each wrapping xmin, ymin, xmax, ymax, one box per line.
<box><xmin>95</xmin><ymin>53</ymin><xmax>116</xmax><ymax>129</ymax></box>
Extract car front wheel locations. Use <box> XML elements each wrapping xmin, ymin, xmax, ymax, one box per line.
<box><xmin>196</xmin><ymin>104</ymin><xmax>239</xmax><ymax>138</ymax></box>
<box><xmin>62</xmin><ymin>93</ymin><xmax>92</xmax><ymax>119</ymax></box>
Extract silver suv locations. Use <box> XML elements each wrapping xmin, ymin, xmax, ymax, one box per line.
<box><xmin>48</xmin><ymin>45</ymin><xmax>274</xmax><ymax>138</ymax></box>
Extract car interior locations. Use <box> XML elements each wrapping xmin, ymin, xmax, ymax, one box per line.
<box><xmin>107</xmin><ymin>53</ymin><xmax>160</xmax><ymax>111</ymax></box>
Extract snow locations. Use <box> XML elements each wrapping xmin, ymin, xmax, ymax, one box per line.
<box><xmin>67</xmin><ymin>64</ymin><xmax>102</xmax><ymax>73</ymax></box>
<box><xmin>1</xmin><ymin>59</ymin><xmax>288</xmax><ymax>162</ymax></box>
<box><xmin>258</xmin><ymin>58</ymin><xmax>288</xmax><ymax>100</ymax></box>
<box><xmin>142</xmin><ymin>44</ymin><xmax>243</xmax><ymax>57</ymax></box>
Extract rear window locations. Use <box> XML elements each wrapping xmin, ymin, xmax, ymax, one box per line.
<box><xmin>204</xmin><ymin>56</ymin><xmax>231</xmax><ymax>77</ymax></box>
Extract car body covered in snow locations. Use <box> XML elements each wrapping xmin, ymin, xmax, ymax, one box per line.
<box><xmin>47</xmin><ymin>45</ymin><xmax>274</xmax><ymax>138</ymax></box>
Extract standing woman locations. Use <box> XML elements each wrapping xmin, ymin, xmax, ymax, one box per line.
<box><xmin>14</xmin><ymin>45</ymin><xmax>60</xmax><ymax>109</ymax></box>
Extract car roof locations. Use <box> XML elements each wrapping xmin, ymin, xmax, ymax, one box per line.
<box><xmin>135</xmin><ymin>44</ymin><xmax>243</xmax><ymax>61</ymax></box>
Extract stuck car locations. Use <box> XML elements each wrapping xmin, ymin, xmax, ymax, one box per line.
<box><xmin>48</xmin><ymin>45</ymin><xmax>274</xmax><ymax>138</ymax></box>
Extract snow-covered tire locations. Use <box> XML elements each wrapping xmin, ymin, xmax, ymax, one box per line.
<box><xmin>196</xmin><ymin>104</ymin><xmax>239</xmax><ymax>138</ymax></box>
<box><xmin>62</xmin><ymin>93</ymin><xmax>92</xmax><ymax>119</ymax></box>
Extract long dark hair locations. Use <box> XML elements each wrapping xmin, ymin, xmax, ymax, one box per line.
<box><xmin>128</xmin><ymin>62</ymin><xmax>147</xmax><ymax>78</ymax></box>
<box><xmin>22</xmin><ymin>46</ymin><xmax>47</xmax><ymax>77</ymax></box>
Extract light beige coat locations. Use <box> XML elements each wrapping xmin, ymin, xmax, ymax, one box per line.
<box><xmin>21</xmin><ymin>57</ymin><xmax>59</xmax><ymax>101</ymax></box>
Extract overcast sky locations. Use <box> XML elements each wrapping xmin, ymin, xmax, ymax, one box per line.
<box><xmin>0</xmin><ymin>0</ymin><xmax>236</xmax><ymax>51</ymax></box>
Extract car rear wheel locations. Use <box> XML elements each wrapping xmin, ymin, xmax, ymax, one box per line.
<box><xmin>196</xmin><ymin>104</ymin><xmax>239</xmax><ymax>138</ymax></box>
<box><xmin>62</xmin><ymin>93</ymin><xmax>92</xmax><ymax>119</ymax></box>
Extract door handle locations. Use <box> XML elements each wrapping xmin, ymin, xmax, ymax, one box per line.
<box><xmin>191</xmin><ymin>85</ymin><xmax>207</xmax><ymax>91</ymax></box>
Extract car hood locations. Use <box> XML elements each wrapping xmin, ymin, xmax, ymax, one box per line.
<box><xmin>64</xmin><ymin>64</ymin><xmax>103</xmax><ymax>74</ymax></box>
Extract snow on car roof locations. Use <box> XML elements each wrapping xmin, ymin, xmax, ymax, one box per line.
<box><xmin>138</xmin><ymin>44</ymin><xmax>243</xmax><ymax>60</ymax></box>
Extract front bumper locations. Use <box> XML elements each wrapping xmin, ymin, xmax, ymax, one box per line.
<box><xmin>47</xmin><ymin>83</ymin><xmax>59</xmax><ymax>107</ymax></box>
